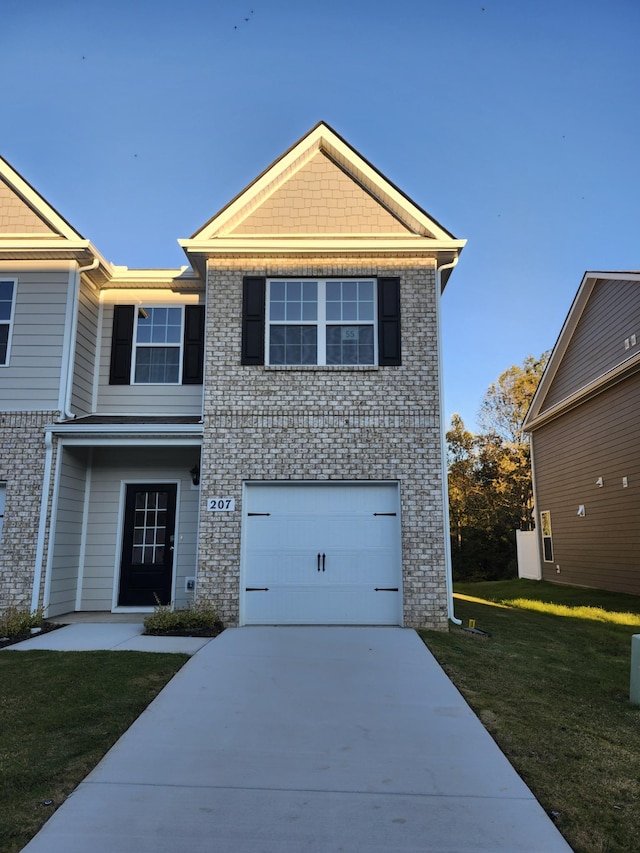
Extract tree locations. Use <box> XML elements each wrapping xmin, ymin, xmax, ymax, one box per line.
<box><xmin>447</xmin><ymin>352</ymin><xmax>548</xmax><ymax>581</ymax></box>
<box><xmin>478</xmin><ymin>352</ymin><xmax>549</xmax><ymax>445</ymax></box>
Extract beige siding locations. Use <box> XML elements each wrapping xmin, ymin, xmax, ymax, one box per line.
<box><xmin>48</xmin><ymin>448</ymin><xmax>87</xmax><ymax>617</ymax></box>
<box><xmin>96</xmin><ymin>302</ymin><xmax>204</xmax><ymax>415</ymax></box>
<box><xmin>231</xmin><ymin>151</ymin><xmax>409</xmax><ymax>236</ymax></box>
<box><xmin>71</xmin><ymin>280</ymin><xmax>99</xmax><ymax>415</ymax></box>
<box><xmin>542</xmin><ymin>279</ymin><xmax>640</xmax><ymax>411</ymax></box>
<box><xmin>80</xmin><ymin>447</ymin><xmax>200</xmax><ymax>611</ymax></box>
<box><xmin>0</xmin><ymin>270</ymin><xmax>68</xmax><ymax>411</ymax></box>
<box><xmin>532</xmin><ymin>374</ymin><xmax>640</xmax><ymax>594</ymax></box>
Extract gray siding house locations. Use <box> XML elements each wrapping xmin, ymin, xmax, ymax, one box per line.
<box><xmin>0</xmin><ymin>123</ymin><xmax>465</xmax><ymax>629</ymax></box>
<box><xmin>524</xmin><ymin>271</ymin><xmax>640</xmax><ymax>595</ymax></box>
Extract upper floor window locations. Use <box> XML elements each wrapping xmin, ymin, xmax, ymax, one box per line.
<box><xmin>134</xmin><ymin>306</ymin><xmax>183</xmax><ymax>383</ymax></box>
<box><xmin>267</xmin><ymin>279</ymin><xmax>376</xmax><ymax>366</ymax></box>
<box><xmin>109</xmin><ymin>304</ymin><xmax>205</xmax><ymax>386</ymax></box>
<box><xmin>0</xmin><ymin>280</ymin><xmax>16</xmax><ymax>366</ymax></box>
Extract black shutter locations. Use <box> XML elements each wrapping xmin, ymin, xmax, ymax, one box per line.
<box><xmin>182</xmin><ymin>305</ymin><xmax>205</xmax><ymax>384</ymax></box>
<box><xmin>377</xmin><ymin>277</ymin><xmax>401</xmax><ymax>366</ymax></box>
<box><xmin>241</xmin><ymin>276</ymin><xmax>266</xmax><ymax>365</ymax></box>
<box><xmin>109</xmin><ymin>305</ymin><xmax>134</xmax><ymax>384</ymax></box>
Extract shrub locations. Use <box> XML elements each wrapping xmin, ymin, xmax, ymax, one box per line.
<box><xmin>143</xmin><ymin>600</ymin><xmax>223</xmax><ymax>636</ymax></box>
<box><xmin>0</xmin><ymin>607</ymin><xmax>44</xmax><ymax>639</ymax></box>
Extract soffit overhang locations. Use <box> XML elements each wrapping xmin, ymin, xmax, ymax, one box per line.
<box><xmin>48</xmin><ymin>417</ymin><xmax>203</xmax><ymax>446</ymax></box>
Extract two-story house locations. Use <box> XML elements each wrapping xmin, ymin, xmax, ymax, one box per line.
<box><xmin>0</xmin><ymin>122</ymin><xmax>465</xmax><ymax>629</ymax></box>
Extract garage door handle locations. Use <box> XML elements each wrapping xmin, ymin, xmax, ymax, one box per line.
<box><xmin>317</xmin><ymin>553</ymin><xmax>321</xmax><ymax>572</ymax></box>
<box><xmin>322</xmin><ymin>553</ymin><xmax>326</xmax><ymax>572</ymax></box>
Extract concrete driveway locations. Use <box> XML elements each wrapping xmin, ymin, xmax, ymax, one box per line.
<box><xmin>22</xmin><ymin>627</ymin><xmax>571</xmax><ymax>852</ymax></box>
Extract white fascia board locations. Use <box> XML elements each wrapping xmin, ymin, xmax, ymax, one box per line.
<box><xmin>180</xmin><ymin>238</ymin><xmax>466</xmax><ymax>255</ymax></box>
<box><xmin>109</xmin><ymin>266</ymin><xmax>193</xmax><ymax>283</ymax></box>
<box><xmin>0</xmin><ymin>239</ymin><xmax>92</xmax><ymax>252</ymax></box>
<box><xmin>56</xmin><ymin>436</ymin><xmax>203</xmax><ymax>447</ymax></box>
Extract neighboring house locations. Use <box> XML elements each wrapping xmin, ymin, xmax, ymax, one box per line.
<box><xmin>524</xmin><ymin>271</ymin><xmax>640</xmax><ymax>595</ymax></box>
<box><xmin>0</xmin><ymin>122</ymin><xmax>465</xmax><ymax>629</ymax></box>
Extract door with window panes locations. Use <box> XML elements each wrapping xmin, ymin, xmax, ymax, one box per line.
<box><xmin>118</xmin><ymin>484</ymin><xmax>176</xmax><ymax>606</ymax></box>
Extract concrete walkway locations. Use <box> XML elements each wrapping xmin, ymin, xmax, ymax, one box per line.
<box><xmin>19</xmin><ymin>627</ymin><xmax>572</xmax><ymax>852</ymax></box>
<box><xmin>3</xmin><ymin>621</ymin><xmax>212</xmax><ymax>654</ymax></box>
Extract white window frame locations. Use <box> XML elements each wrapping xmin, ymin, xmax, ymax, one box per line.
<box><xmin>540</xmin><ymin>510</ymin><xmax>553</xmax><ymax>563</ymax></box>
<box><xmin>265</xmin><ymin>278</ymin><xmax>378</xmax><ymax>366</ymax></box>
<box><xmin>0</xmin><ymin>482</ymin><xmax>6</xmax><ymax>544</ymax></box>
<box><xmin>0</xmin><ymin>279</ymin><xmax>17</xmax><ymax>367</ymax></box>
<box><xmin>132</xmin><ymin>305</ymin><xmax>184</xmax><ymax>385</ymax></box>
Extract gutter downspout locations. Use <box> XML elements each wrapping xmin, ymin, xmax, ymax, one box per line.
<box><xmin>31</xmin><ymin>429</ymin><xmax>54</xmax><ymax>614</ymax></box>
<box><xmin>436</xmin><ymin>257</ymin><xmax>462</xmax><ymax>625</ymax></box>
<box><xmin>60</xmin><ymin>258</ymin><xmax>99</xmax><ymax>420</ymax></box>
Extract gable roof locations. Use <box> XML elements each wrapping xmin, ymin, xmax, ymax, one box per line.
<box><xmin>524</xmin><ymin>271</ymin><xmax>640</xmax><ymax>431</ymax></box>
<box><xmin>0</xmin><ymin>154</ymin><xmax>112</xmax><ymax>282</ymax></box>
<box><xmin>180</xmin><ymin>122</ymin><xmax>465</xmax><ymax>281</ymax></box>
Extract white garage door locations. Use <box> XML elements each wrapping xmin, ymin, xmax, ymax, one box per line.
<box><xmin>241</xmin><ymin>482</ymin><xmax>402</xmax><ymax>625</ymax></box>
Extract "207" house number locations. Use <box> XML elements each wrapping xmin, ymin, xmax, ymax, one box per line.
<box><xmin>207</xmin><ymin>498</ymin><xmax>236</xmax><ymax>512</ymax></box>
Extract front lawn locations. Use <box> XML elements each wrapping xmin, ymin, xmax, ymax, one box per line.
<box><xmin>0</xmin><ymin>650</ymin><xmax>187</xmax><ymax>853</ymax></box>
<box><xmin>421</xmin><ymin>580</ymin><xmax>640</xmax><ymax>853</ymax></box>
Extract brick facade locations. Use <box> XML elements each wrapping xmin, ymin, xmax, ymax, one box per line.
<box><xmin>196</xmin><ymin>261</ymin><xmax>449</xmax><ymax>629</ymax></box>
<box><xmin>0</xmin><ymin>412</ymin><xmax>56</xmax><ymax>612</ymax></box>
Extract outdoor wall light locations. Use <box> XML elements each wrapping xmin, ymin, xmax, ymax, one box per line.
<box><xmin>595</xmin><ymin>477</ymin><xmax>603</xmax><ymax>487</ymax></box>
<box><xmin>577</xmin><ymin>505</ymin><xmax>586</xmax><ymax>517</ymax></box>
<box><xmin>190</xmin><ymin>464</ymin><xmax>200</xmax><ymax>486</ymax></box>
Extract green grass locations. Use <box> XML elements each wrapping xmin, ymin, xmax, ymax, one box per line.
<box><xmin>0</xmin><ymin>650</ymin><xmax>188</xmax><ymax>853</ymax></box>
<box><xmin>421</xmin><ymin>580</ymin><xmax>640</xmax><ymax>853</ymax></box>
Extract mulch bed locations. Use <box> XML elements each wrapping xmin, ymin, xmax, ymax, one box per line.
<box><xmin>144</xmin><ymin>623</ymin><xmax>225</xmax><ymax>639</ymax></box>
<box><xmin>0</xmin><ymin>622</ymin><xmax>66</xmax><ymax>650</ymax></box>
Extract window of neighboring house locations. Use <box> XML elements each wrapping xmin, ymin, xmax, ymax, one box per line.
<box><xmin>0</xmin><ymin>280</ymin><xmax>16</xmax><ymax>366</ymax></box>
<box><xmin>133</xmin><ymin>306</ymin><xmax>183</xmax><ymax>383</ymax></box>
<box><xmin>266</xmin><ymin>279</ymin><xmax>376</xmax><ymax>366</ymax></box>
<box><xmin>540</xmin><ymin>510</ymin><xmax>553</xmax><ymax>562</ymax></box>
<box><xmin>0</xmin><ymin>482</ymin><xmax>6</xmax><ymax>544</ymax></box>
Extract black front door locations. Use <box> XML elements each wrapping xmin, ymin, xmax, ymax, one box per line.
<box><xmin>118</xmin><ymin>484</ymin><xmax>176</xmax><ymax>606</ymax></box>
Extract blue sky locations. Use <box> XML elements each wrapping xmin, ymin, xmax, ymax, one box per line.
<box><xmin>2</xmin><ymin>0</ymin><xmax>639</xmax><ymax>430</ymax></box>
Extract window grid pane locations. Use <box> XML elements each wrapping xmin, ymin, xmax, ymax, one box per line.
<box><xmin>268</xmin><ymin>279</ymin><xmax>376</xmax><ymax>366</ymax></box>
<box><xmin>269</xmin><ymin>325</ymin><xmax>317</xmax><ymax>365</ymax></box>
<box><xmin>131</xmin><ymin>491</ymin><xmax>169</xmax><ymax>566</ymax></box>
<box><xmin>134</xmin><ymin>306</ymin><xmax>182</xmax><ymax>383</ymax></box>
<box><xmin>326</xmin><ymin>325</ymin><xmax>374</xmax><ymax>365</ymax></box>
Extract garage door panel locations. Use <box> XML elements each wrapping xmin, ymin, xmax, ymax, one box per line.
<box><xmin>244</xmin><ymin>587</ymin><xmax>400</xmax><ymax>625</ymax></box>
<box><xmin>242</xmin><ymin>483</ymin><xmax>402</xmax><ymax>626</ymax></box>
